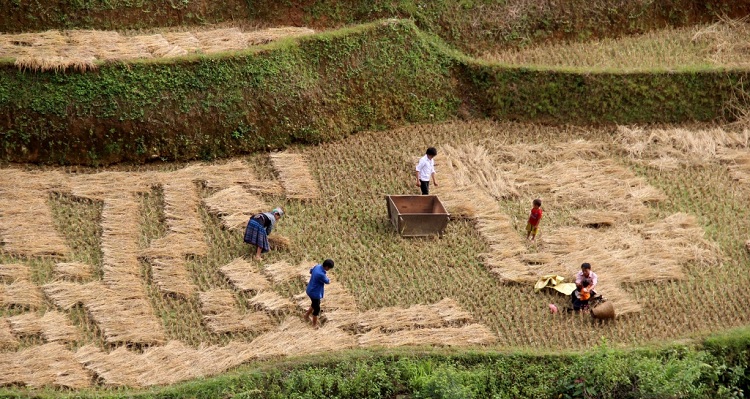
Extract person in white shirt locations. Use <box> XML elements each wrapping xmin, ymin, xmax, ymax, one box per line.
<box><xmin>415</xmin><ymin>147</ymin><xmax>438</xmax><ymax>195</ymax></box>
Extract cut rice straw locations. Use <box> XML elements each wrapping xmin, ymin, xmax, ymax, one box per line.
<box><xmin>357</xmin><ymin>324</ymin><xmax>496</xmax><ymax>347</ymax></box>
<box><xmin>270</xmin><ymin>152</ymin><xmax>321</xmax><ymax>200</ymax></box>
<box><xmin>0</xmin><ymin>280</ymin><xmax>43</xmax><ymax>309</ymax></box>
<box><xmin>220</xmin><ymin>258</ymin><xmax>272</xmax><ymax>293</ymax></box>
<box><xmin>54</xmin><ymin>262</ymin><xmax>94</xmax><ymax>281</ymax></box>
<box><xmin>0</xmin><ymin>263</ymin><xmax>30</xmax><ymax>282</ymax></box>
<box><xmin>203</xmin><ymin>185</ymin><xmax>268</xmax><ymax>230</ymax></box>
<box><xmin>0</xmin><ymin>343</ymin><xmax>91</xmax><ymax>389</ymax></box>
<box><xmin>8</xmin><ymin>311</ymin><xmax>79</xmax><ymax>343</ymax></box>
<box><xmin>199</xmin><ymin>289</ymin><xmax>273</xmax><ymax>333</ymax></box>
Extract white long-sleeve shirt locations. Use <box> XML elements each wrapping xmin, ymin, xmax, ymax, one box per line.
<box><xmin>416</xmin><ymin>155</ymin><xmax>435</xmax><ymax>182</ymax></box>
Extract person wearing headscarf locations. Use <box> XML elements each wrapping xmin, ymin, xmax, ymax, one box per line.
<box><xmin>244</xmin><ymin>207</ymin><xmax>284</xmax><ymax>260</ymax></box>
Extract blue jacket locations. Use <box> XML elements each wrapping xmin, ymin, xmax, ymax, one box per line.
<box><xmin>306</xmin><ymin>264</ymin><xmax>330</xmax><ymax>299</ymax></box>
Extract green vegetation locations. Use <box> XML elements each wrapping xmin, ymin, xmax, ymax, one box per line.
<box><xmin>3</xmin><ymin>0</ymin><xmax>750</xmax><ymax>56</ymax></box>
<box><xmin>485</xmin><ymin>21</ymin><xmax>750</xmax><ymax>71</ymax></box>
<box><xmin>4</xmin><ymin>328</ymin><xmax>749</xmax><ymax>398</ymax></box>
<box><xmin>3</xmin><ymin>19</ymin><xmax>750</xmax><ymax>165</ymax></box>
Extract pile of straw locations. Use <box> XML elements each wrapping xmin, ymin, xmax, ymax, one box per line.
<box><xmin>43</xmin><ymin>281</ymin><xmax>166</xmax><ymax>344</ymax></box>
<box><xmin>268</xmin><ymin>233</ymin><xmax>291</xmax><ymax>250</ymax></box>
<box><xmin>0</xmin><ymin>280</ymin><xmax>43</xmax><ymax>309</ymax></box>
<box><xmin>8</xmin><ymin>311</ymin><xmax>79</xmax><ymax>343</ymax></box>
<box><xmin>220</xmin><ymin>258</ymin><xmax>271</xmax><ymax>293</ymax></box>
<box><xmin>199</xmin><ymin>289</ymin><xmax>272</xmax><ymax>333</ymax></box>
<box><xmin>248</xmin><ymin>318</ymin><xmax>356</xmax><ymax>359</ymax></box>
<box><xmin>518</xmin><ymin>213</ymin><xmax>718</xmax><ymax>315</ymax></box>
<box><xmin>145</xmin><ymin>257</ymin><xmax>197</xmax><ymax>298</ymax></box>
<box><xmin>53</xmin><ymin>262</ymin><xmax>94</xmax><ymax>281</ymax></box>
<box><xmin>1</xmin><ymin>26</ymin><xmax>315</xmax><ymax>71</ymax></box>
<box><xmin>203</xmin><ymin>185</ymin><xmax>268</xmax><ymax>230</ymax></box>
<box><xmin>618</xmin><ymin>126</ymin><xmax>750</xmax><ymax>170</ymax></box>
<box><xmin>145</xmin><ymin>178</ymin><xmax>207</xmax><ymax>257</ymax></box>
<box><xmin>0</xmin><ymin>263</ymin><xmax>30</xmax><ymax>282</ymax></box>
<box><xmin>263</xmin><ymin>260</ymin><xmax>311</xmax><ymax>284</ymax></box>
<box><xmin>438</xmin><ymin>146</ymin><xmax>528</xmax><ymax>278</ymax></box>
<box><xmin>270</xmin><ymin>152</ymin><xmax>321</xmax><ymax>200</ymax></box>
<box><xmin>0</xmin><ymin>343</ymin><xmax>91</xmax><ymax>388</ymax></box>
<box><xmin>249</xmin><ymin>291</ymin><xmax>295</xmax><ymax>313</ymax></box>
<box><xmin>76</xmin><ymin>340</ymin><xmax>257</xmax><ymax>387</ymax></box>
<box><xmin>358</xmin><ymin>324</ymin><xmax>496</xmax><ymax>347</ymax></box>
<box><xmin>0</xmin><ymin>318</ymin><xmax>19</xmax><ymax>349</ymax></box>
<box><xmin>0</xmin><ymin>169</ymin><xmax>71</xmax><ymax>257</ymax></box>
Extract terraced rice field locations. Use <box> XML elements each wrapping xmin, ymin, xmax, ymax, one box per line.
<box><xmin>1</xmin><ymin>120</ymin><xmax>749</xmax><ymax>388</ymax></box>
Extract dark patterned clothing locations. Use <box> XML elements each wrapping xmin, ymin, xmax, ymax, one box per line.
<box><xmin>244</xmin><ymin>218</ymin><xmax>270</xmax><ymax>253</ymax></box>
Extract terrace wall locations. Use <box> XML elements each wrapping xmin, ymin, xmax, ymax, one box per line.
<box><xmin>1</xmin><ymin>19</ymin><xmax>749</xmax><ymax>165</ymax></box>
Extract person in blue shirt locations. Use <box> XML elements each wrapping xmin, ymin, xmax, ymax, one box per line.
<box><xmin>304</xmin><ymin>259</ymin><xmax>334</xmax><ymax>328</ymax></box>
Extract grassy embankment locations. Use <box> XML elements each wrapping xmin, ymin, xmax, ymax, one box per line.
<box><xmin>2</xmin><ymin>19</ymin><xmax>750</xmax><ymax>165</ymax></box>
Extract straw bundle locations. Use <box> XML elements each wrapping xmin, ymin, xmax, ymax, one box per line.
<box><xmin>195</xmin><ymin>28</ymin><xmax>247</xmax><ymax>53</ymax></box>
<box><xmin>268</xmin><ymin>233</ymin><xmax>291</xmax><ymax>250</ymax></box>
<box><xmin>0</xmin><ymin>342</ymin><xmax>91</xmax><ymax>388</ymax></box>
<box><xmin>0</xmin><ymin>170</ymin><xmax>71</xmax><ymax>257</ymax></box>
<box><xmin>0</xmin><ymin>318</ymin><xmax>19</xmax><ymax>349</ymax></box>
<box><xmin>163</xmin><ymin>32</ymin><xmax>201</xmax><ymax>53</ymax></box>
<box><xmin>199</xmin><ymin>289</ymin><xmax>273</xmax><ymax>333</ymax></box>
<box><xmin>147</xmin><ymin>257</ymin><xmax>197</xmax><ymax>297</ymax></box>
<box><xmin>8</xmin><ymin>311</ymin><xmax>79</xmax><ymax>342</ymax></box>
<box><xmin>618</xmin><ymin>126</ymin><xmax>749</xmax><ymax>166</ymax></box>
<box><xmin>83</xmin><ymin>287</ymin><xmax>166</xmax><ymax>345</ymax></box>
<box><xmin>70</xmin><ymin>171</ymin><xmax>153</xmax><ymax>200</ymax></box>
<box><xmin>44</xmin><ymin>281</ymin><xmax>166</xmax><ymax>344</ymax></box>
<box><xmin>432</xmin><ymin>155</ymin><xmax>477</xmax><ymax>219</ymax></box>
<box><xmin>99</xmin><ymin>195</ymin><xmax>144</xmax><ymax>290</ymax></box>
<box><xmin>248</xmin><ymin>318</ymin><xmax>356</xmax><ymax>359</ymax></box>
<box><xmin>348</xmin><ymin>304</ymin><xmax>448</xmax><ymax>333</ymax></box>
<box><xmin>357</xmin><ymin>323</ymin><xmax>496</xmax><ymax>347</ymax></box>
<box><xmin>54</xmin><ymin>262</ymin><xmax>94</xmax><ymax>281</ymax></box>
<box><xmin>203</xmin><ymin>185</ymin><xmax>268</xmax><ymax>230</ymax></box>
<box><xmin>0</xmin><ymin>263</ymin><xmax>30</xmax><ymax>282</ymax></box>
<box><xmin>432</xmin><ymin>298</ymin><xmax>474</xmax><ymax>325</ymax></box>
<box><xmin>43</xmin><ymin>281</ymin><xmax>91</xmax><ymax>310</ymax></box>
<box><xmin>220</xmin><ymin>258</ymin><xmax>271</xmax><ymax>292</ymax></box>
<box><xmin>0</xmin><ymin>280</ymin><xmax>43</xmax><ymax>309</ymax></box>
<box><xmin>516</xmin><ymin>159</ymin><xmax>660</xmax><ymax>220</ymax></box>
<box><xmin>249</xmin><ymin>291</ymin><xmax>295</xmax><ymax>313</ymax></box>
<box><xmin>192</xmin><ymin>161</ymin><xmax>283</xmax><ymax>194</ymax></box>
<box><xmin>270</xmin><ymin>152</ymin><xmax>321</xmax><ymax>200</ymax></box>
<box><xmin>263</xmin><ymin>260</ymin><xmax>310</xmax><ymax>284</ymax></box>
<box><xmin>573</xmin><ymin>210</ymin><xmax>624</xmax><ymax>228</ymax></box>
<box><xmin>438</xmin><ymin>147</ymin><xmax>528</xmax><ymax>271</ymax></box>
<box><xmin>145</xmin><ymin>179</ymin><xmax>207</xmax><ymax>257</ymax></box>
<box><xmin>719</xmin><ymin>148</ymin><xmax>750</xmax><ymax>184</ymax></box>
<box><xmin>441</xmin><ymin>143</ymin><xmax>519</xmax><ymax>199</ymax></box>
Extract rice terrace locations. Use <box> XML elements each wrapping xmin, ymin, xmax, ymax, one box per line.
<box><xmin>1</xmin><ymin>1</ymin><xmax>750</xmax><ymax>398</ymax></box>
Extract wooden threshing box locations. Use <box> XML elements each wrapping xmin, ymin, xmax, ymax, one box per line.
<box><xmin>385</xmin><ymin>195</ymin><xmax>450</xmax><ymax>237</ymax></box>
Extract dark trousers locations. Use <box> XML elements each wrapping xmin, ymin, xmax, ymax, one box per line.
<box><xmin>310</xmin><ymin>297</ymin><xmax>321</xmax><ymax>316</ymax></box>
<box><xmin>420</xmin><ymin>180</ymin><xmax>430</xmax><ymax>195</ymax></box>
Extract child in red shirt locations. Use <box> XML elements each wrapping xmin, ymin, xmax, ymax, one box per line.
<box><xmin>526</xmin><ymin>198</ymin><xmax>543</xmax><ymax>241</ymax></box>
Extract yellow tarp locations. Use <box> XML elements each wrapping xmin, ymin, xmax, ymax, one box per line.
<box><xmin>534</xmin><ymin>274</ymin><xmax>576</xmax><ymax>295</ymax></box>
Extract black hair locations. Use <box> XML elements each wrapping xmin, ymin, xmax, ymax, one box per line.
<box><xmin>322</xmin><ymin>259</ymin><xmax>335</xmax><ymax>269</ymax></box>
<box><xmin>426</xmin><ymin>147</ymin><xmax>438</xmax><ymax>156</ymax></box>
<box><xmin>533</xmin><ymin>198</ymin><xmax>542</xmax><ymax>207</ymax></box>
<box><xmin>581</xmin><ymin>262</ymin><xmax>592</xmax><ymax>270</ymax></box>
<box><xmin>581</xmin><ymin>279</ymin><xmax>590</xmax><ymax>287</ymax></box>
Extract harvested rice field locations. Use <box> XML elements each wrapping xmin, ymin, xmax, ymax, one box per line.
<box><xmin>1</xmin><ymin>120</ymin><xmax>749</xmax><ymax>388</ymax></box>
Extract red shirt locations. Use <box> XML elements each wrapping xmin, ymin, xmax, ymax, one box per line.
<box><xmin>528</xmin><ymin>207</ymin><xmax>542</xmax><ymax>226</ymax></box>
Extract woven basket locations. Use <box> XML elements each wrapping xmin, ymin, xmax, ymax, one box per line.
<box><xmin>591</xmin><ymin>301</ymin><xmax>615</xmax><ymax>319</ymax></box>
